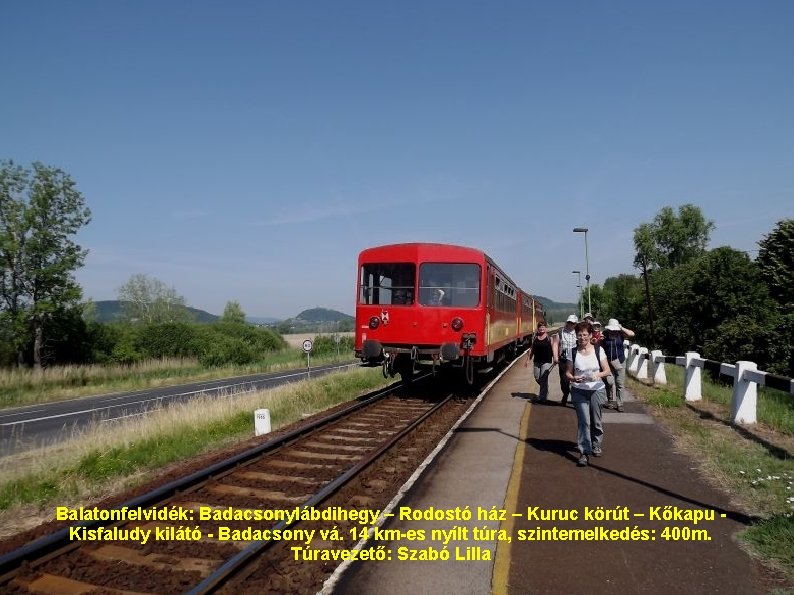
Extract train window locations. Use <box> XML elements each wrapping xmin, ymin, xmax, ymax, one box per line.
<box><xmin>418</xmin><ymin>263</ymin><xmax>480</xmax><ymax>307</ymax></box>
<box><xmin>359</xmin><ymin>263</ymin><xmax>416</xmax><ymax>305</ymax></box>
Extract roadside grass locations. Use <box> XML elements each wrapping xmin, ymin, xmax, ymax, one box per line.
<box><xmin>628</xmin><ymin>372</ymin><xmax>794</xmax><ymax>582</ymax></box>
<box><xmin>651</xmin><ymin>365</ymin><xmax>794</xmax><ymax>436</ymax></box>
<box><xmin>0</xmin><ymin>349</ymin><xmax>355</xmax><ymax>409</ymax></box>
<box><xmin>0</xmin><ymin>367</ymin><xmax>390</xmax><ymax>534</ymax></box>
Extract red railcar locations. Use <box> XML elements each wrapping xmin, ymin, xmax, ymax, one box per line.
<box><xmin>355</xmin><ymin>243</ymin><xmax>545</xmax><ymax>382</ymax></box>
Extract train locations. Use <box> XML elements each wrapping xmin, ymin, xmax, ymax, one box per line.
<box><xmin>354</xmin><ymin>243</ymin><xmax>546</xmax><ymax>383</ymax></box>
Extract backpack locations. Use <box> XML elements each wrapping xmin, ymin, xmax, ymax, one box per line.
<box><xmin>572</xmin><ymin>344</ymin><xmax>604</xmax><ymax>372</ymax></box>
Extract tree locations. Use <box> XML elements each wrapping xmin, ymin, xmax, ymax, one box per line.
<box><xmin>647</xmin><ymin>204</ymin><xmax>715</xmax><ymax>269</ymax></box>
<box><xmin>650</xmin><ymin>247</ymin><xmax>778</xmax><ymax>370</ymax></box>
<box><xmin>578</xmin><ymin>283</ymin><xmax>610</xmax><ymax>321</ymax></box>
<box><xmin>222</xmin><ymin>300</ymin><xmax>246</xmax><ymax>324</ymax></box>
<box><xmin>633</xmin><ymin>223</ymin><xmax>659</xmax><ymax>347</ymax></box>
<box><xmin>117</xmin><ymin>274</ymin><xmax>191</xmax><ymax>324</ymax></box>
<box><xmin>601</xmin><ymin>274</ymin><xmax>644</xmax><ymax>330</ymax></box>
<box><xmin>0</xmin><ymin>161</ymin><xmax>91</xmax><ymax>367</ymax></box>
<box><xmin>633</xmin><ymin>204</ymin><xmax>715</xmax><ymax>348</ymax></box>
<box><xmin>756</xmin><ymin>218</ymin><xmax>794</xmax><ymax>308</ymax></box>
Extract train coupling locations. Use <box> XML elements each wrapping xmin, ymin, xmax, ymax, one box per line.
<box><xmin>461</xmin><ymin>333</ymin><xmax>477</xmax><ymax>350</ymax></box>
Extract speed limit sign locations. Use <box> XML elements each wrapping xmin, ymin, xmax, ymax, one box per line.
<box><xmin>302</xmin><ymin>339</ymin><xmax>313</xmax><ymax>353</ymax></box>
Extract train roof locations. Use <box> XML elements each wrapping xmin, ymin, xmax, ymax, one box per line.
<box><xmin>358</xmin><ymin>243</ymin><xmax>540</xmax><ymax>302</ymax></box>
<box><xmin>358</xmin><ymin>242</ymin><xmax>484</xmax><ymax>257</ymax></box>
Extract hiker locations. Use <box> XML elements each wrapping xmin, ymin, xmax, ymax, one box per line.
<box><xmin>527</xmin><ymin>322</ymin><xmax>555</xmax><ymax>403</ymax></box>
<box><xmin>603</xmin><ymin>318</ymin><xmax>636</xmax><ymax>412</ymax></box>
<box><xmin>566</xmin><ymin>321</ymin><xmax>611</xmax><ymax>467</ymax></box>
<box><xmin>554</xmin><ymin>314</ymin><xmax>578</xmax><ymax>406</ymax></box>
<box><xmin>591</xmin><ymin>320</ymin><xmax>603</xmax><ymax>346</ymax></box>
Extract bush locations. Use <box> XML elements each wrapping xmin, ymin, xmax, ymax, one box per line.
<box><xmin>136</xmin><ymin>323</ymin><xmax>201</xmax><ymax>359</ymax></box>
<box><xmin>209</xmin><ymin>322</ymin><xmax>286</xmax><ymax>352</ymax></box>
<box><xmin>197</xmin><ymin>333</ymin><xmax>259</xmax><ymax>367</ymax></box>
<box><xmin>309</xmin><ymin>334</ymin><xmax>355</xmax><ymax>358</ymax></box>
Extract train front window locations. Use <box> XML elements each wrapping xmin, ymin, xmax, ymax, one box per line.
<box><xmin>418</xmin><ymin>263</ymin><xmax>480</xmax><ymax>307</ymax></box>
<box><xmin>359</xmin><ymin>263</ymin><xmax>416</xmax><ymax>305</ymax></box>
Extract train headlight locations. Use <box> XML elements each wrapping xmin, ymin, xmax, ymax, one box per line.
<box><xmin>368</xmin><ymin>316</ymin><xmax>380</xmax><ymax>329</ymax></box>
<box><xmin>451</xmin><ymin>317</ymin><xmax>464</xmax><ymax>332</ymax></box>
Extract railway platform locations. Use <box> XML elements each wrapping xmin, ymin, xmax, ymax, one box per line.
<box><xmin>328</xmin><ymin>356</ymin><xmax>778</xmax><ymax>594</ymax></box>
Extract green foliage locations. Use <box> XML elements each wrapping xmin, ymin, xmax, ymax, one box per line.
<box><xmin>308</xmin><ymin>334</ymin><xmax>355</xmax><ymax>358</ymax></box>
<box><xmin>765</xmin><ymin>313</ymin><xmax>794</xmax><ymax>377</ymax></box>
<box><xmin>635</xmin><ymin>204</ymin><xmax>715</xmax><ymax>270</ymax></box>
<box><xmin>193</xmin><ymin>322</ymin><xmax>286</xmax><ymax>367</ymax></box>
<box><xmin>601</xmin><ymin>274</ymin><xmax>645</xmax><ymax>329</ymax></box>
<box><xmin>0</xmin><ymin>160</ymin><xmax>91</xmax><ymax>367</ymax></box>
<box><xmin>109</xmin><ymin>325</ymin><xmax>144</xmax><ymax>364</ymax></box>
<box><xmin>578</xmin><ymin>283</ymin><xmax>611</xmax><ymax>322</ymax></box>
<box><xmin>136</xmin><ymin>322</ymin><xmax>201</xmax><ymax>359</ymax></box>
<box><xmin>116</xmin><ymin>274</ymin><xmax>193</xmax><ymax>324</ymax></box>
<box><xmin>757</xmin><ymin>218</ymin><xmax>794</xmax><ymax>309</ymax></box>
<box><xmin>537</xmin><ymin>295</ymin><xmax>579</xmax><ymax>325</ymax></box>
<box><xmin>222</xmin><ymin>300</ymin><xmax>246</xmax><ymax>324</ymax></box>
<box><xmin>92</xmin><ymin>300</ymin><xmax>218</xmax><ymax>323</ymax></box>
<box><xmin>702</xmin><ymin>314</ymin><xmax>775</xmax><ymax>368</ymax></box>
<box><xmin>742</xmin><ymin>515</ymin><xmax>794</xmax><ymax>572</ymax></box>
<box><xmin>650</xmin><ymin>247</ymin><xmax>783</xmax><ymax>373</ymax></box>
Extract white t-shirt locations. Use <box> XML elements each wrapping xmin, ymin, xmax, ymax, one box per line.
<box><xmin>572</xmin><ymin>348</ymin><xmax>606</xmax><ymax>390</ymax></box>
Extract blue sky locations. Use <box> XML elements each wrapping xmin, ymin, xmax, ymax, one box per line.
<box><xmin>3</xmin><ymin>1</ymin><xmax>792</xmax><ymax>319</ymax></box>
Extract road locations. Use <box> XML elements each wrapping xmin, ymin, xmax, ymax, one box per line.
<box><xmin>0</xmin><ymin>362</ymin><xmax>359</xmax><ymax>457</ymax></box>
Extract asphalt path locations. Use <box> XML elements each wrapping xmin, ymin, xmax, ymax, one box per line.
<box><xmin>0</xmin><ymin>362</ymin><xmax>360</xmax><ymax>457</ymax></box>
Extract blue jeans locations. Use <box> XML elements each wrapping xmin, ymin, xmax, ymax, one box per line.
<box><xmin>533</xmin><ymin>362</ymin><xmax>553</xmax><ymax>401</ymax></box>
<box><xmin>572</xmin><ymin>386</ymin><xmax>606</xmax><ymax>455</ymax></box>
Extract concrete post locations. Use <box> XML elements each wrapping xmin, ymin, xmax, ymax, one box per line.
<box><xmin>637</xmin><ymin>347</ymin><xmax>649</xmax><ymax>380</ymax></box>
<box><xmin>628</xmin><ymin>344</ymin><xmax>641</xmax><ymax>376</ymax></box>
<box><xmin>255</xmin><ymin>408</ymin><xmax>272</xmax><ymax>436</ymax></box>
<box><xmin>651</xmin><ymin>350</ymin><xmax>667</xmax><ymax>385</ymax></box>
<box><xmin>731</xmin><ymin>361</ymin><xmax>758</xmax><ymax>424</ymax></box>
<box><xmin>684</xmin><ymin>352</ymin><xmax>702</xmax><ymax>401</ymax></box>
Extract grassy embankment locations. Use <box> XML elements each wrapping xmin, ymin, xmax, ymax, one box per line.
<box><xmin>628</xmin><ymin>366</ymin><xmax>794</xmax><ymax>581</ymax></box>
<box><xmin>0</xmin><ymin>366</ymin><xmax>390</xmax><ymax>538</ymax></box>
<box><xmin>0</xmin><ymin>349</ymin><xmax>354</xmax><ymax>409</ymax></box>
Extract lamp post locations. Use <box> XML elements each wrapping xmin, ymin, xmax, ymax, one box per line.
<box><xmin>572</xmin><ymin>270</ymin><xmax>583</xmax><ymax>319</ymax></box>
<box><xmin>573</xmin><ymin>228</ymin><xmax>591</xmax><ymax>315</ymax></box>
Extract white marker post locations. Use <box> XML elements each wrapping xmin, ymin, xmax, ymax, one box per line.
<box><xmin>303</xmin><ymin>338</ymin><xmax>313</xmax><ymax>378</ymax></box>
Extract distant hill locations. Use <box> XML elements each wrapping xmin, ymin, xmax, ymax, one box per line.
<box><xmin>535</xmin><ymin>295</ymin><xmax>579</xmax><ymax>325</ymax></box>
<box><xmin>246</xmin><ymin>316</ymin><xmax>281</xmax><ymax>325</ymax></box>
<box><xmin>91</xmin><ymin>300</ymin><xmax>219</xmax><ymax>323</ymax></box>
<box><xmin>296</xmin><ymin>308</ymin><xmax>354</xmax><ymax>323</ymax></box>
<box><xmin>274</xmin><ymin>308</ymin><xmax>354</xmax><ymax>333</ymax></box>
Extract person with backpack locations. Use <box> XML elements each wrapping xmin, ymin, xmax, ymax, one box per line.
<box><xmin>565</xmin><ymin>321</ymin><xmax>611</xmax><ymax>467</ymax></box>
<box><xmin>602</xmin><ymin>318</ymin><xmax>636</xmax><ymax>412</ymax></box>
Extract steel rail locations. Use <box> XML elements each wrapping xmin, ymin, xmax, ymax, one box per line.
<box><xmin>0</xmin><ymin>382</ymin><xmax>401</xmax><ymax>582</ymax></box>
<box><xmin>187</xmin><ymin>394</ymin><xmax>452</xmax><ymax>594</ymax></box>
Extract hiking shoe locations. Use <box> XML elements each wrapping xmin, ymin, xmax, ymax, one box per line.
<box><xmin>592</xmin><ymin>448</ymin><xmax>602</xmax><ymax>457</ymax></box>
<box><xmin>616</xmin><ymin>405</ymin><xmax>624</xmax><ymax>412</ymax></box>
<box><xmin>577</xmin><ymin>454</ymin><xmax>588</xmax><ymax>467</ymax></box>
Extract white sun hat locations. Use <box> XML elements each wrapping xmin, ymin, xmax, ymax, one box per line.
<box><xmin>605</xmin><ymin>318</ymin><xmax>621</xmax><ymax>331</ymax></box>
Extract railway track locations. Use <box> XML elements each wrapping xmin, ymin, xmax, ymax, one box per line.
<box><xmin>0</xmin><ymin>381</ymin><xmax>473</xmax><ymax>594</ymax></box>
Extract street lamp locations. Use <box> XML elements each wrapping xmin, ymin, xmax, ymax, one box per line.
<box><xmin>573</xmin><ymin>228</ymin><xmax>591</xmax><ymax>315</ymax></box>
<box><xmin>571</xmin><ymin>270</ymin><xmax>583</xmax><ymax>319</ymax></box>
